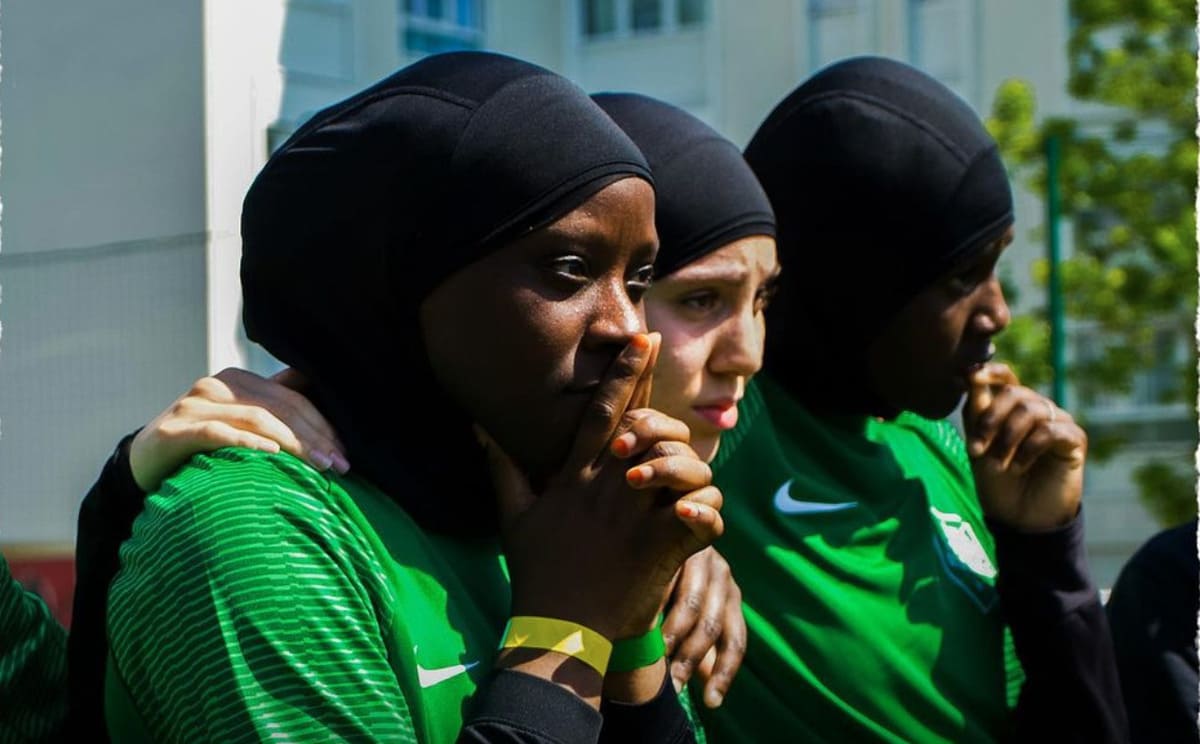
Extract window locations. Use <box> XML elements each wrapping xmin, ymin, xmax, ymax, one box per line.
<box><xmin>581</xmin><ymin>0</ymin><xmax>706</xmax><ymax>40</ymax></box>
<box><xmin>585</xmin><ymin>0</ymin><xmax>617</xmax><ymax>35</ymax></box>
<box><xmin>907</xmin><ymin>0</ymin><xmax>976</xmax><ymax>104</ymax></box>
<box><xmin>808</xmin><ymin>0</ymin><xmax>876</xmax><ymax>71</ymax></box>
<box><xmin>400</xmin><ymin>0</ymin><xmax>485</xmax><ymax>55</ymax></box>
<box><xmin>677</xmin><ymin>0</ymin><xmax>704</xmax><ymax>26</ymax></box>
<box><xmin>631</xmin><ymin>0</ymin><xmax>662</xmax><ymax>32</ymax></box>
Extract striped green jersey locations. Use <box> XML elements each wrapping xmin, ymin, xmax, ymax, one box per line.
<box><xmin>0</xmin><ymin>555</ymin><xmax>66</xmax><ymax>743</ymax></box>
<box><xmin>700</xmin><ymin>377</ymin><xmax>1023</xmax><ymax>743</ymax></box>
<box><xmin>105</xmin><ymin>448</ymin><xmax>511</xmax><ymax>743</ymax></box>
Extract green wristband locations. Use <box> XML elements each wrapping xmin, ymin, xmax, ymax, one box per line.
<box><xmin>608</xmin><ymin>623</ymin><xmax>666</xmax><ymax>673</ymax></box>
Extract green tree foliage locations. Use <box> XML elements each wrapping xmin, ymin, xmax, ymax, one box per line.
<box><xmin>987</xmin><ymin>0</ymin><xmax>1196</xmax><ymax>525</ymax></box>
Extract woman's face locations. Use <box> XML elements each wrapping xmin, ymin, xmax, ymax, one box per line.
<box><xmin>865</xmin><ymin>228</ymin><xmax>1013</xmax><ymax>419</ymax></box>
<box><xmin>645</xmin><ymin>236</ymin><xmax>779</xmax><ymax>462</ymax></box>
<box><xmin>420</xmin><ymin>177</ymin><xmax>658</xmax><ymax>477</ymax></box>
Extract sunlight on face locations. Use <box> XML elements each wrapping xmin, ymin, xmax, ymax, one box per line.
<box><xmin>645</xmin><ymin>235</ymin><xmax>779</xmax><ymax>462</ymax></box>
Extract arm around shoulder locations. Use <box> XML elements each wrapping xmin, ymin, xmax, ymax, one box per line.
<box><xmin>105</xmin><ymin>449</ymin><xmax>411</xmax><ymax>743</ymax></box>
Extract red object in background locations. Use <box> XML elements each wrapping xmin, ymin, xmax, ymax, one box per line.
<box><xmin>3</xmin><ymin>545</ymin><xmax>75</xmax><ymax>629</ymax></box>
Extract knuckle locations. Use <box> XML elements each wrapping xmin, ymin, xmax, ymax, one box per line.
<box><xmin>612</xmin><ymin>353</ymin><xmax>642</xmax><ymax>383</ymax></box>
<box><xmin>584</xmin><ymin>398</ymin><xmax>620</xmax><ymax>427</ymax></box>
<box><xmin>710</xmin><ymin>668</ymin><xmax>733</xmax><ymax>686</ymax></box>
<box><xmin>711</xmin><ymin>554</ymin><xmax>730</xmax><ymax>579</ymax></box>
<box><xmin>190</xmin><ymin>376</ymin><xmax>223</xmax><ymax>398</ymax></box>
<box><xmin>173</xmin><ymin>397</ymin><xmax>198</xmax><ymax>417</ymax></box>
<box><xmin>620</xmin><ymin>410</ymin><xmax>646</xmax><ymax>433</ymax></box>
<box><xmin>683</xmin><ymin>592</ymin><xmax>704</xmax><ymax>613</ymax></box>
<box><xmin>727</xmin><ymin>632</ymin><xmax>748</xmax><ymax>656</ymax></box>
<box><xmin>701</xmin><ymin>616</ymin><xmax>722</xmax><ymax>640</ymax></box>
<box><xmin>198</xmin><ymin>421</ymin><xmax>226</xmax><ymax>442</ymax></box>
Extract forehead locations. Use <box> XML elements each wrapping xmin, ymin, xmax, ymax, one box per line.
<box><xmin>666</xmin><ymin>235</ymin><xmax>778</xmax><ymax>281</ymax></box>
<box><xmin>540</xmin><ymin>177</ymin><xmax>657</xmax><ymax>245</ymax></box>
<box><xmin>947</xmin><ymin>226</ymin><xmax>1014</xmax><ymax>273</ymax></box>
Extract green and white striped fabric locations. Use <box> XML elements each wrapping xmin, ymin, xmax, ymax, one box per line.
<box><xmin>106</xmin><ymin>448</ymin><xmax>510</xmax><ymax>743</ymax></box>
<box><xmin>0</xmin><ymin>554</ymin><xmax>67</xmax><ymax>743</ymax></box>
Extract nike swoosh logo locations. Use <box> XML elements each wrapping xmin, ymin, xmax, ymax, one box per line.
<box><xmin>773</xmin><ymin>479</ymin><xmax>858</xmax><ymax>515</ymax></box>
<box><xmin>414</xmin><ymin>646</ymin><xmax>479</xmax><ymax>689</ymax></box>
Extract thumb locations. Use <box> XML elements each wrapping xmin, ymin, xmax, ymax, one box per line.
<box><xmin>475</xmin><ymin>425</ymin><xmax>536</xmax><ymax>530</ymax></box>
<box><xmin>964</xmin><ymin>362</ymin><xmax>1018</xmax><ymax>430</ymax></box>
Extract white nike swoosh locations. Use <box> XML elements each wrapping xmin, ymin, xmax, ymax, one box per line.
<box><xmin>414</xmin><ymin>646</ymin><xmax>479</xmax><ymax>688</ymax></box>
<box><xmin>773</xmin><ymin>479</ymin><xmax>858</xmax><ymax>515</ymax></box>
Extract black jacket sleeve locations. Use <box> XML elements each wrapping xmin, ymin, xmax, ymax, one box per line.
<box><xmin>598</xmin><ymin>669</ymin><xmax>696</xmax><ymax>744</ymax></box>
<box><xmin>459</xmin><ymin>667</ymin><xmax>698</xmax><ymax>744</ymax></box>
<box><xmin>65</xmin><ymin>431</ymin><xmax>146</xmax><ymax>742</ymax></box>
<box><xmin>459</xmin><ymin>669</ymin><xmax>602</xmax><ymax>743</ymax></box>
<box><xmin>990</xmin><ymin>511</ymin><xmax>1131</xmax><ymax>744</ymax></box>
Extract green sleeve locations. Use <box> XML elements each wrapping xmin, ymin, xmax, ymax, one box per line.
<box><xmin>106</xmin><ymin>449</ymin><xmax>415</xmax><ymax>743</ymax></box>
<box><xmin>0</xmin><ymin>555</ymin><xmax>67</xmax><ymax>742</ymax></box>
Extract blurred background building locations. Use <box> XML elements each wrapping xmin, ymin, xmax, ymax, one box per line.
<box><xmin>0</xmin><ymin>0</ymin><xmax>1192</xmax><ymax>594</ymax></box>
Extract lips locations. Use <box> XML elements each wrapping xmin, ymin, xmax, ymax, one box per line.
<box><xmin>959</xmin><ymin>342</ymin><xmax>997</xmax><ymax>377</ymax></box>
<box><xmin>693</xmin><ymin>399</ymin><xmax>740</xmax><ymax>430</ymax></box>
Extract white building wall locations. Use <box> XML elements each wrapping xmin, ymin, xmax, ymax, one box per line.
<box><xmin>0</xmin><ymin>0</ymin><xmax>208</xmax><ymax>544</ymax></box>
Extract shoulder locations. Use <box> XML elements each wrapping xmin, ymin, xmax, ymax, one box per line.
<box><xmin>139</xmin><ymin>448</ymin><xmax>353</xmax><ymax>543</ymax></box>
<box><xmin>890</xmin><ymin>413</ymin><xmax>972</xmax><ymax>474</ymax></box>
<box><xmin>111</xmin><ymin>448</ymin><xmax>383</xmax><ymax>609</ymax></box>
<box><xmin>1114</xmin><ymin>519</ymin><xmax>1199</xmax><ymax>598</ymax></box>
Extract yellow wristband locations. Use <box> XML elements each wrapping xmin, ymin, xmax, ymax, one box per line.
<box><xmin>500</xmin><ymin>616</ymin><xmax>613</xmax><ymax>675</ymax></box>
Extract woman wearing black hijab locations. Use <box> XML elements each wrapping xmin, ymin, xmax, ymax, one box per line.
<box><xmin>591</xmin><ymin>93</ymin><xmax>778</xmax><ymax>708</ymax></box>
<box><xmin>702</xmin><ymin>57</ymin><xmax>1128</xmax><ymax>742</ymax></box>
<box><xmin>100</xmin><ymin>52</ymin><xmax>720</xmax><ymax>743</ymax></box>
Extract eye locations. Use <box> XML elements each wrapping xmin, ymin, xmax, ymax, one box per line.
<box><xmin>679</xmin><ymin>289</ymin><xmax>720</xmax><ymax>313</ymax></box>
<box><xmin>625</xmin><ymin>264</ymin><xmax>655</xmax><ymax>301</ymax></box>
<box><xmin>947</xmin><ymin>268</ymin><xmax>990</xmax><ymax>297</ymax></box>
<box><xmin>755</xmin><ymin>280</ymin><xmax>779</xmax><ymax>314</ymax></box>
<box><xmin>547</xmin><ymin>255</ymin><xmax>589</xmax><ymax>282</ymax></box>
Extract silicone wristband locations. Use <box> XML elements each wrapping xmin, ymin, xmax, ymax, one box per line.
<box><xmin>608</xmin><ymin>623</ymin><xmax>666</xmax><ymax>672</ymax></box>
<box><xmin>500</xmin><ymin>616</ymin><xmax>613</xmax><ymax>675</ymax></box>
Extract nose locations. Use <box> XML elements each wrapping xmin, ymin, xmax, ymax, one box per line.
<box><xmin>973</xmin><ymin>275</ymin><xmax>1011</xmax><ymax>335</ymax></box>
<box><xmin>583</xmin><ymin>277</ymin><xmax>646</xmax><ymax>348</ymax></box>
<box><xmin>710</xmin><ymin>303</ymin><xmax>764</xmax><ymax>379</ymax></box>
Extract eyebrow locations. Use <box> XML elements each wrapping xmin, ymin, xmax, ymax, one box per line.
<box><xmin>667</xmin><ymin>260</ymin><xmax>781</xmax><ymax>285</ymax></box>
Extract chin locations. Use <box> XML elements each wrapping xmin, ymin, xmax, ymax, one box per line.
<box><xmin>911</xmin><ymin>389</ymin><xmax>966</xmax><ymax>420</ymax></box>
<box><xmin>692</xmin><ymin>434</ymin><xmax>720</xmax><ymax>464</ymax></box>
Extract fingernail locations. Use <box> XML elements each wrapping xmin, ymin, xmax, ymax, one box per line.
<box><xmin>678</xmin><ymin>502</ymin><xmax>700</xmax><ymax>519</ymax></box>
<box><xmin>330</xmin><ymin>452</ymin><xmax>351</xmax><ymax>474</ymax></box>
<box><xmin>611</xmin><ymin>433</ymin><xmax>634</xmax><ymax>458</ymax></box>
<box><xmin>705</xmin><ymin>690</ymin><xmax>724</xmax><ymax>708</ymax></box>
<box><xmin>662</xmin><ymin>634</ymin><xmax>675</xmax><ymax>653</ymax></box>
<box><xmin>630</xmin><ymin>333</ymin><xmax>650</xmax><ymax>352</ymax></box>
<box><xmin>259</xmin><ymin>441</ymin><xmax>281</xmax><ymax>454</ymax></box>
<box><xmin>626</xmin><ymin>465</ymin><xmax>651</xmax><ymax>486</ymax></box>
<box><xmin>310</xmin><ymin>451</ymin><xmax>333</xmax><ymax>470</ymax></box>
<box><xmin>671</xmin><ymin>674</ymin><xmax>684</xmax><ymax>694</ymax></box>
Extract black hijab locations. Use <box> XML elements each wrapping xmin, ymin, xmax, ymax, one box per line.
<box><xmin>743</xmin><ymin>56</ymin><xmax>1013</xmax><ymax>414</ymax></box>
<box><xmin>592</xmin><ymin>93</ymin><xmax>775</xmax><ymax>278</ymax></box>
<box><xmin>241</xmin><ymin>51</ymin><xmax>652</xmax><ymax>535</ymax></box>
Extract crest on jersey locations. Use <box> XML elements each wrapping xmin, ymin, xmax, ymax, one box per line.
<box><xmin>929</xmin><ymin>506</ymin><xmax>998</xmax><ymax>612</ymax></box>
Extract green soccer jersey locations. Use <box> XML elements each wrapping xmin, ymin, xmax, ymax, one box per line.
<box><xmin>105</xmin><ymin>448</ymin><xmax>511</xmax><ymax>743</ymax></box>
<box><xmin>701</xmin><ymin>377</ymin><xmax>1023</xmax><ymax>743</ymax></box>
<box><xmin>0</xmin><ymin>554</ymin><xmax>66</xmax><ymax>742</ymax></box>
